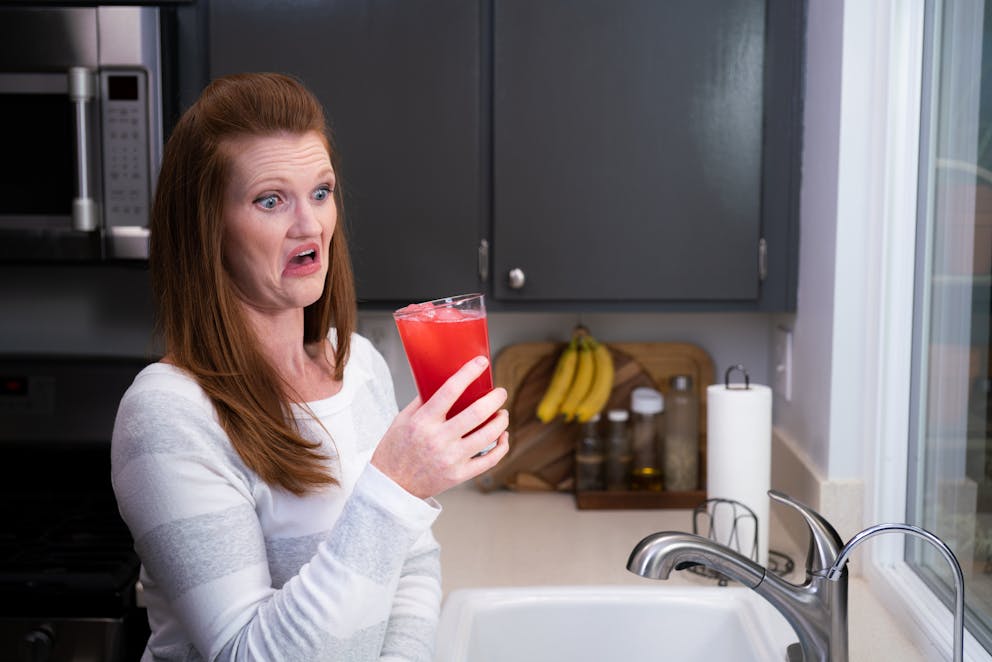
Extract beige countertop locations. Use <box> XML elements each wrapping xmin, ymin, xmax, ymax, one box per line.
<box><xmin>434</xmin><ymin>484</ymin><xmax>926</xmax><ymax>661</ymax></box>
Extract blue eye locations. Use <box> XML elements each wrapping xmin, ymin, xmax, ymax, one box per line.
<box><xmin>255</xmin><ymin>194</ymin><xmax>279</xmax><ymax>210</ymax></box>
<box><xmin>313</xmin><ymin>185</ymin><xmax>333</xmax><ymax>202</ymax></box>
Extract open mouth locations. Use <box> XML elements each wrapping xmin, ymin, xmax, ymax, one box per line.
<box><xmin>290</xmin><ymin>248</ymin><xmax>317</xmax><ymax>266</ymax></box>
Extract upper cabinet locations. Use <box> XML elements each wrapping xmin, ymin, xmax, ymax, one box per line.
<box><xmin>201</xmin><ymin>0</ymin><xmax>805</xmax><ymax>311</ymax></box>
<box><xmin>206</xmin><ymin>0</ymin><xmax>484</xmax><ymax>303</ymax></box>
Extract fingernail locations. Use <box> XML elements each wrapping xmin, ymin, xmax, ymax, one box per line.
<box><xmin>474</xmin><ymin>356</ymin><xmax>489</xmax><ymax>367</ymax></box>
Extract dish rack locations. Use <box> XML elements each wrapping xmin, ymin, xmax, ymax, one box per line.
<box><xmin>689</xmin><ymin>498</ymin><xmax>795</xmax><ymax>585</ymax></box>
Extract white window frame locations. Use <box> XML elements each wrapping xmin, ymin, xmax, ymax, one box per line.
<box><xmin>858</xmin><ymin>1</ymin><xmax>990</xmax><ymax>659</ymax></box>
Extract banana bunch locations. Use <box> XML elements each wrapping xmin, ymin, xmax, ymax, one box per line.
<box><xmin>536</xmin><ymin>328</ymin><xmax>615</xmax><ymax>424</ymax></box>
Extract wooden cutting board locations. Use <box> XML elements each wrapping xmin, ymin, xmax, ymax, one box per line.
<box><xmin>475</xmin><ymin>341</ymin><xmax>715</xmax><ymax>498</ymax></box>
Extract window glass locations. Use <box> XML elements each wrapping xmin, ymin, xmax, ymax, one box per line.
<box><xmin>909</xmin><ymin>0</ymin><xmax>992</xmax><ymax>649</ymax></box>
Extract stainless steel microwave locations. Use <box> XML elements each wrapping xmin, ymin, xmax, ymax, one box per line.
<box><xmin>0</xmin><ymin>5</ymin><xmax>168</xmax><ymax>261</ymax></box>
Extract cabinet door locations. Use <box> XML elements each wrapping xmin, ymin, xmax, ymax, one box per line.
<box><xmin>208</xmin><ymin>0</ymin><xmax>483</xmax><ymax>303</ymax></box>
<box><xmin>492</xmin><ymin>0</ymin><xmax>766</xmax><ymax>303</ymax></box>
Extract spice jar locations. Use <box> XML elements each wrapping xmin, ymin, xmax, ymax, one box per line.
<box><xmin>605</xmin><ymin>409</ymin><xmax>632</xmax><ymax>490</ymax></box>
<box><xmin>574</xmin><ymin>414</ymin><xmax>605</xmax><ymax>491</ymax></box>
<box><xmin>665</xmin><ymin>375</ymin><xmax>698</xmax><ymax>491</ymax></box>
<box><xmin>629</xmin><ymin>387</ymin><xmax>664</xmax><ymax>491</ymax></box>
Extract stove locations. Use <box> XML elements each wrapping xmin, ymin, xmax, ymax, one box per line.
<box><xmin>0</xmin><ymin>356</ymin><xmax>150</xmax><ymax>662</ymax></box>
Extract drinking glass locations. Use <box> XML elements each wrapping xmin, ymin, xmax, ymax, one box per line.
<box><xmin>393</xmin><ymin>293</ymin><xmax>493</xmax><ymax>420</ymax></box>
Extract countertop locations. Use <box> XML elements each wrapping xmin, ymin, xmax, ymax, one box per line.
<box><xmin>434</xmin><ymin>484</ymin><xmax>926</xmax><ymax>661</ymax></box>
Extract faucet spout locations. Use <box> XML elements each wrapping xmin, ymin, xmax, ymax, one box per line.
<box><xmin>627</xmin><ymin>531</ymin><xmax>846</xmax><ymax>662</ymax></box>
<box><xmin>627</xmin><ymin>531</ymin><xmax>765</xmax><ymax>587</ymax></box>
<box><xmin>825</xmin><ymin>523</ymin><xmax>965</xmax><ymax>662</ymax></box>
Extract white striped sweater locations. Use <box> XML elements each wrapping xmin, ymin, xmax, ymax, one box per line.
<box><xmin>111</xmin><ymin>334</ymin><xmax>441</xmax><ymax>661</ymax></box>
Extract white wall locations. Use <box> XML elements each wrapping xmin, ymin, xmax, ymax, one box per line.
<box><xmin>774</xmin><ymin>0</ymin><xmax>927</xmax><ymax>498</ymax></box>
<box><xmin>771</xmin><ymin>0</ymin><xmax>845</xmax><ymax>478</ymax></box>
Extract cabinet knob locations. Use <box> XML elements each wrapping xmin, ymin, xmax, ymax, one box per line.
<box><xmin>507</xmin><ymin>268</ymin><xmax>526</xmax><ymax>290</ymax></box>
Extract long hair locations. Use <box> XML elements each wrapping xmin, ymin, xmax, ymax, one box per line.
<box><xmin>150</xmin><ymin>72</ymin><xmax>356</xmax><ymax>494</ymax></box>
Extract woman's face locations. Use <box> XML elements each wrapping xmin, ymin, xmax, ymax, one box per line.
<box><xmin>221</xmin><ymin>131</ymin><xmax>336</xmax><ymax>316</ymax></box>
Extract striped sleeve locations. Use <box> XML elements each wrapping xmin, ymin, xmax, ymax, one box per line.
<box><xmin>111</xmin><ymin>383</ymin><xmax>440</xmax><ymax>661</ymax></box>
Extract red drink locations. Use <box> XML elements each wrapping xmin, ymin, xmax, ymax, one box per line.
<box><xmin>394</xmin><ymin>294</ymin><xmax>493</xmax><ymax>419</ymax></box>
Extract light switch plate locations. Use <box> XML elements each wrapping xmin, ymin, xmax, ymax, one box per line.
<box><xmin>773</xmin><ymin>326</ymin><xmax>793</xmax><ymax>401</ymax></box>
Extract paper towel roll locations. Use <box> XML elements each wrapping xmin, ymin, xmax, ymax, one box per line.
<box><xmin>706</xmin><ymin>381</ymin><xmax>772</xmax><ymax>566</ymax></box>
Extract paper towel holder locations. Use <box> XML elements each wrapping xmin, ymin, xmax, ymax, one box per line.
<box><xmin>724</xmin><ymin>364</ymin><xmax>750</xmax><ymax>389</ymax></box>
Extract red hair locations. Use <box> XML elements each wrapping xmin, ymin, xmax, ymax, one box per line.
<box><xmin>150</xmin><ymin>73</ymin><xmax>356</xmax><ymax>494</ymax></box>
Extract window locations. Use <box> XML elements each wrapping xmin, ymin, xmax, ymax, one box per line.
<box><xmin>908</xmin><ymin>0</ymin><xmax>992</xmax><ymax>653</ymax></box>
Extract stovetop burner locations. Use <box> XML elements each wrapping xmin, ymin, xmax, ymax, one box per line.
<box><xmin>0</xmin><ymin>489</ymin><xmax>140</xmax><ymax>618</ymax></box>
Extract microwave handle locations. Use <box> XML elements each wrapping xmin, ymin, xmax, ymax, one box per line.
<box><xmin>68</xmin><ymin>67</ymin><xmax>98</xmax><ymax>232</ymax></box>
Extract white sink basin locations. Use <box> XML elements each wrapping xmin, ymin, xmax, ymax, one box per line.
<box><xmin>434</xmin><ymin>584</ymin><xmax>797</xmax><ymax>662</ymax></box>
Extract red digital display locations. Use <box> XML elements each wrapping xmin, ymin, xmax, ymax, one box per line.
<box><xmin>1</xmin><ymin>376</ymin><xmax>28</xmax><ymax>396</ymax></box>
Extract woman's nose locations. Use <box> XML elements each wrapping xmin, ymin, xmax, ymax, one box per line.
<box><xmin>290</xmin><ymin>201</ymin><xmax>324</xmax><ymax>236</ymax></box>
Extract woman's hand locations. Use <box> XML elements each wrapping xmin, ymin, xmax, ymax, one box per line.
<box><xmin>371</xmin><ymin>356</ymin><xmax>510</xmax><ymax>499</ymax></box>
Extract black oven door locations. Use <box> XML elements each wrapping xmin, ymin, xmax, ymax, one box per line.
<box><xmin>0</xmin><ymin>355</ymin><xmax>153</xmax><ymax>661</ymax></box>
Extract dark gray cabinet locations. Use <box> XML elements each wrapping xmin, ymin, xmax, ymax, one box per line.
<box><xmin>493</xmin><ymin>0</ymin><xmax>802</xmax><ymax>309</ymax></box>
<box><xmin>206</xmin><ymin>0</ymin><xmax>484</xmax><ymax>303</ymax></box>
<box><xmin>494</xmin><ymin>0</ymin><xmax>759</xmax><ymax>303</ymax></box>
<box><xmin>200</xmin><ymin>0</ymin><xmax>804</xmax><ymax>311</ymax></box>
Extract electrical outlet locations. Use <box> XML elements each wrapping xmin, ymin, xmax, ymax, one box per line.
<box><xmin>773</xmin><ymin>326</ymin><xmax>793</xmax><ymax>401</ymax></box>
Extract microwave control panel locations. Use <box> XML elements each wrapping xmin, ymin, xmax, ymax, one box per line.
<box><xmin>100</xmin><ymin>70</ymin><xmax>151</xmax><ymax>230</ymax></box>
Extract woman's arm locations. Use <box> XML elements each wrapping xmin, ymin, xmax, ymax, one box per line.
<box><xmin>379</xmin><ymin>530</ymin><xmax>442</xmax><ymax>662</ymax></box>
<box><xmin>113</xmin><ymin>385</ymin><xmax>439</xmax><ymax>661</ymax></box>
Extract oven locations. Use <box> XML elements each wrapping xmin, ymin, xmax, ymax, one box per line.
<box><xmin>0</xmin><ymin>5</ymin><xmax>174</xmax><ymax>262</ymax></box>
<box><xmin>0</xmin><ymin>355</ymin><xmax>150</xmax><ymax>662</ymax></box>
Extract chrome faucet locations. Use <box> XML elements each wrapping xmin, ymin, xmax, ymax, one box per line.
<box><xmin>627</xmin><ymin>490</ymin><xmax>965</xmax><ymax>662</ymax></box>
<box><xmin>826</xmin><ymin>522</ymin><xmax>964</xmax><ymax>662</ymax></box>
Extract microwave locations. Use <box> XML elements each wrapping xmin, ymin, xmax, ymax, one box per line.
<box><xmin>0</xmin><ymin>5</ymin><xmax>171</xmax><ymax>261</ymax></box>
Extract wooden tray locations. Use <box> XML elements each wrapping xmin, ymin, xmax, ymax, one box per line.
<box><xmin>475</xmin><ymin>340</ymin><xmax>715</xmax><ymax>510</ymax></box>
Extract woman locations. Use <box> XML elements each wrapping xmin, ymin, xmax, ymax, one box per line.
<box><xmin>111</xmin><ymin>72</ymin><xmax>509</xmax><ymax>661</ymax></box>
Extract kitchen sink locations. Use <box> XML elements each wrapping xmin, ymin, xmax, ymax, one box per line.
<box><xmin>434</xmin><ymin>584</ymin><xmax>796</xmax><ymax>662</ymax></box>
